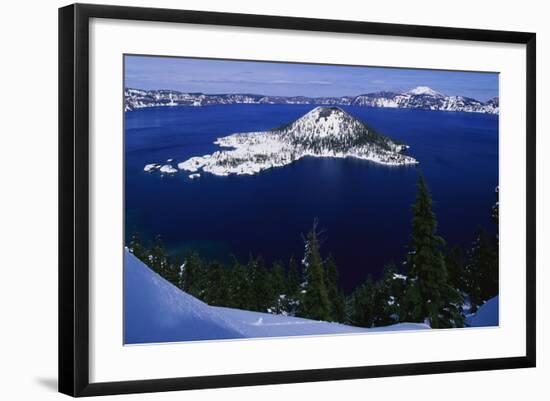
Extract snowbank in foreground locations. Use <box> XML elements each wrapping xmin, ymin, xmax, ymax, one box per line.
<box><xmin>466</xmin><ymin>296</ymin><xmax>499</xmax><ymax>327</ymax></box>
<box><xmin>124</xmin><ymin>250</ymin><xmax>431</xmax><ymax>344</ymax></box>
<box><xmin>124</xmin><ymin>250</ymin><xmax>244</xmax><ymax>344</ymax></box>
<box><xmin>212</xmin><ymin>306</ymin><xmax>430</xmax><ymax>339</ymax></box>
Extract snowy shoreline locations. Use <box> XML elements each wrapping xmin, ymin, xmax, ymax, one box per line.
<box><xmin>177</xmin><ymin>135</ymin><xmax>417</xmax><ymax>177</ymax></box>
<box><xmin>125</xmin><ymin>86</ymin><xmax>499</xmax><ymax>114</ymax></box>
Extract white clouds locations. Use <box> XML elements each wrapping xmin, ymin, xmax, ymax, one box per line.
<box><xmin>308</xmin><ymin>80</ymin><xmax>333</xmax><ymax>85</ymax></box>
<box><xmin>269</xmin><ymin>79</ymin><xmax>333</xmax><ymax>86</ymax></box>
<box><xmin>270</xmin><ymin>79</ymin><xmax>294</xmax><ymax>84</ymax></box>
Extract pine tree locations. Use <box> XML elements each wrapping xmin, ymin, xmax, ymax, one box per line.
<box><xmin>300</xmin><ymin>220</ymin><xmax>331</xmax><ymax>321</ymax></box>
<box><xmin>349</xmin><ymin>276</ymin><xmax>376</xmax><ymax>327</ymax></box>
<box><xmin>286</xmin><ymin>256</ymin><xmax>301</xmax><ymax>315</ymax></box>
<box><xmin>141</xmin><ymin>235</ymin><xmax>179</xmax><ymax>287</ymax></box>
<box><xmin>149</xmin><ymin>235</ymin><xmax>168</xmax><ymax>275</ymax></box>
<box><xmin>248</xmin><ymin>257</ymin><xmax>273</xmax><ymax>312</ymax></box>
<box><xmin>373</xmin><ymin>262</ymin><xmax>405</xmax><ymax>326</ymax></box>
<box><xmin>181</xmin><ymin>250</ymin><xmax>207</xmax><ymax>299</ymax></box>
<box><xmin>174</xmin><ymin>255</ymin><xmax>186</xmax><ymax>290</ymax></box>
<box><xmin>204</xmin><ymin>262</ymin><xmax>230</xmax><ymax>306</ymax></box>
<box><xmin>465</xmin><ymin>228</ymin><xmax>498</xmax><ymax>312</ymax></box>
<box><xmin>227</xmin><ymin>257</ymin><xmax>251</xmax><ymax>310</ymax></box>
<box><xmin>271</xmin><ymin>261</ymin><xmax>287</xmax><ymax>314</ymax></box>
<box><xmin>335</xmin><ymin>291</ymin><xmax>347</xmax><ymax>323</ymax></box>
<box><xmin>401</xmin><ymin>175</ymin><xmax>464</xmax><ymax>328</ymax></box>
<box><xmin>128</xmin><ymin>232</ymin><xmax>146</xmax><ymax>261</ymax></box>
<box><xmin>325</xmin><ymin>255</ymin><xmax>345</xmax><ymax>322</ymax></box>
<box><xmin>287</xmin><ymin>256</ymin><xmax>300</xmax><ymax>296</ymax></box>
<box><xmin>445</xmin><ymin>245</ymin><xmax>467</xmax><ymax>295</ymax></box>
<box><xmin>164</xmin><ymin>260</ymin><xmax>181</xmax><ymax>288</ymax></box>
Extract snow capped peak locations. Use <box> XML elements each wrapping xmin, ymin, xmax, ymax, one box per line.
<box><xmin>304</xmin><ymin>106</ymin><xmax>347</xmax><ymax>118</ymax></box>
<box><xmin>295</xmin><ymin>106</ymin><xmax>354</xmax><ymax>125</ymax></box>
<box><xmin>284</xmin><ymin>106</ymin><xmax>365</xmax><ymax>140</ymax></box>
<box><xmin>407</xmin><ymin>86</ymin><xmax>444</xmax><ymax>97</ymax></box>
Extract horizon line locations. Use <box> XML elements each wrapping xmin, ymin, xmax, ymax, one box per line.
<box><xmin>125</xmin><ymin>86</ymin><xmax>499</xmax><ymax>101</ymax></box>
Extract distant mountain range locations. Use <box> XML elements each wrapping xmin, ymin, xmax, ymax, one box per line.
<box><xmin>125</xmin><ymin>86</ymin><xmax>499</xmax><ymax>114</ymax></box>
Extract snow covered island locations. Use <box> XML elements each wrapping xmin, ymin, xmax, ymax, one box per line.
<box><xmin>147</xmin><ymin>106</ymin><xmax>418</xmax><ymax>177</ymax></box>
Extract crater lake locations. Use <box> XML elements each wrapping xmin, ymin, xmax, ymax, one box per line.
<box><xmin>125</xmin><ymin>104</ymin><xmax>498</xmax><ymax>293</ymax></box>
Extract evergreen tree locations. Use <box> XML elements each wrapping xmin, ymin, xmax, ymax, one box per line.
<box><xmin>271</xmin><ymin>261</ymin><xmax>287</xmax><ymax>314</ymax></box>
<box><xmin>334</xmin><ymin>291</ymin><xmax>347</xmax><ymax>323</ymax></box>
<box><xmin>142</xmin><ymin>235</ymin><xmax>179</xmax><ymax>287</ymax></box>
<box><xmin>286</xmin><ymin>256</ymin><xmax>301</xmax><ymax>315</ymax></box>
<box><xmin>325</xmin><ymin>255</ymin><xmax>345</xmax><ymax>322</ymax></box>
<box><xmin>445</xmin><ymin>245</ymin><xmax>467</xmax><ymax>294</ymax></box>
<box><xmin>227</xmin><ymin>257</ymin><xmax>251</xmax><ymax>310</ymax></box>
<box><xmin>300</xmin><ymin>220</ymin><xmax>331</xmax><ymax>321</ymax></box>
<box><xmin>373</xmin><ymin>262</ymin><xmax>405</xmax><ymax>326</ymax></box>
<box><xmin>468</xmin><ymin>187</ymin><xmax>499</xmax><ymax>312</ymax></box>
<box><xmin>401</xmin><ymin>175</ymin><xmax>464</xmax><ymax>328</ymax></box>
<box><xmin>128</xmin><ymin>232</ymin><xmax>146</xmax><ymax>261</ymax></box>
<box><xmin>349</xmin><ymin>276</ymin><xmax>377</xmax><ymax>327</ymax></box>
<box><xmin>248</xmin><ymin>257</ymin><xmax>273</xmax><ymax>312</ymax></box>
<box><xmin>181</xmin><ymin>250</ymin><xmax>207</xmax><ymax>299</ymax></box>
<box><xmin>272</xmin><ymin>262</ymin><xmax>287</xmax><ymax>296</ymax></box>
<box><xmin>149</xmin><ymin>235</ymin><xmax>168</xmax><ymax>275</ymax></box>
<box><xmin>164</xmin><ymin>259</ymin><xmax>182</xmax><ymax>289</ymax></box>
<box><xmin>173</xmin><ymin>255</ymin><xmax>186</xmax><ymax>290</ymax></box>
<box><xmin>465</xmin><ymin>228</ymin><xmax>498</xmax><ymax>312</ymax></box>
<box><xmin>204</xmin><ymin>262</ymin><xmax>230</xmax><ymax>306</ymax></box>
<box><xmin>287</xmin><ymin>256</ymin><xmax>300</xmax><ymax>296</ymax></box>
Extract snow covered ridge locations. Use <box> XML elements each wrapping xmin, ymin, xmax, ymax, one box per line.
<box><xmin>125</xmin><ymin>86</ymin><xmax>499</xmax><ymax>114</ymax></box>
<box><xmin>148</xmin><ymin>107</ymin><xmax>418</xmax><ymax>177</ymax></box>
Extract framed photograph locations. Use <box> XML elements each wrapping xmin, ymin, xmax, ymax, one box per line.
<box><xmin>59</xmin><ymin>3</ymin><xmax>536</xmax><ymax>397</ymax></box>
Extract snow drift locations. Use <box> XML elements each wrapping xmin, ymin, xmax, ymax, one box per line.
<box><xmin>466</xmin><ymin>296</ymin><xmax>499</xmax><ymax>327</ymax></box>
<box><xmin>124</xmin><ymin>250</ymin><xmax>430</xmax><ymax>344</ymax></box>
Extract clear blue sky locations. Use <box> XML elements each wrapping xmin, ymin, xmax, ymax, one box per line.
<box><xmin>125</xmin><ymin>55</ymin><xmax>499</xmax><ymax>101</ymax></box>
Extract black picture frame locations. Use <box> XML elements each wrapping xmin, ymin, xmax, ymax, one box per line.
<box><xmin>59</xmin><ymin>3</ymin><xmax>536</xmax><ymax>397</ymax></box>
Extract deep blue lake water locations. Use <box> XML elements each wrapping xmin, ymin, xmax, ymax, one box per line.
<box><xmin>125</xmin><ymin>105</ymin><xmax>498</xmax><ymax>293</ymax></box>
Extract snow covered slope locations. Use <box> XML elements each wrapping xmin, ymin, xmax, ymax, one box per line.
<box><xmin>466</xmin><ymin>296</ymin><xmax>499</xmax><ymax>327</ymax></box>
<box><xmin>124</xmin><ymin>250</ymin><xmax>429</xmax><ymax>344</ymax></box>
<box><xmin>124</xmin><ymin>250</ymin><xmax>244</xmax><ymax>344</ymax></box>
